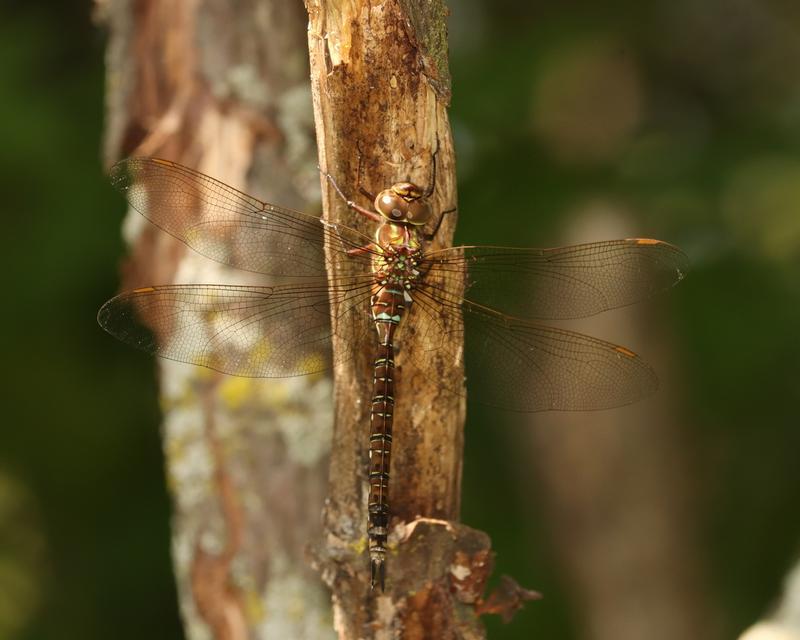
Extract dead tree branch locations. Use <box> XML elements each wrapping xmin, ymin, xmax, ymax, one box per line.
<box><xmin>304</xmin><ymin>1</ymin><xmax>493</xmax><ymax>637</ymax></box>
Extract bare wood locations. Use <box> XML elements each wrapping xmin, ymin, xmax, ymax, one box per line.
<box><xmin>101</xmin><ymin>1</ymin><xmax>334</xmax><ymax>638</ymax></box>
<box><xmin>305</xmin><ymin>1</ymin><xmax>486</xmax><ymax>636</ymax></box>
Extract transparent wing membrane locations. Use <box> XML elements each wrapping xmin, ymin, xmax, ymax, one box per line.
<box><xmin>425</xmin><ymin>239</ymin><xmax>688</xmax><ymax>320</ymax></box>
<box><xmin>97</xmin><ymin>279</ymin><xmax>374</xmax><ymax>377</ymax></box>
<box><xmin>409</xmin><ymin>287</ymin><xmax>657</xmax><ymax>412</ymax></box>
<box><xmin>100</xmin><ymin>157</ymin><xmax>686</xmax><ymax>412</ymax></box>
<box><xmin>110</xmin><ymin>158</ymin><xmax>375</xmax><ymax>277</ymax></box>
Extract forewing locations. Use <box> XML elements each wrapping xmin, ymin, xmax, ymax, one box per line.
<box><xmin>424</xmin><ymin>239</ymin><xmax>688</xmax><ymax>320</ymax></box>
<box><xmin>97</xmin><ymin>279</ymin><xmax>374</xmax><ymax>377</ymax></box>
<box><xmin>110</xmin><ymin>158</ymin><xmax>374</xmax><ymax>277</ymax></box>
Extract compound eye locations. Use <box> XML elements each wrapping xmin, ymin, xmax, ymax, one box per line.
<box><xmin>407</xmin><ymin>200</ymin><xmax>432</xmax><ymax>225</ymax></box>
<box><xmin>375</xmin><ymin>191</ymin><xmax>407</xmax><ymax>220</ymax></box>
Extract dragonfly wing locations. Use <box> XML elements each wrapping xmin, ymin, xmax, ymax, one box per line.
<box><xmin>424</xmin><ymin>239</ymin><xmax>688</xmax><ymax>320</ymax></box>
<box><xmin>110</xmin><ymin>158</ymin><xmax>374</xmax><ymax>277</ymax></box>
<box><xmin>409</xmin><ymin>287</ymin><xmax>658</xmax><ymax>412</ymax></box>
<box><xmin>97</xmin><ymin>279</ymin><xmax>374</xmax><ymax>377</ymax></box>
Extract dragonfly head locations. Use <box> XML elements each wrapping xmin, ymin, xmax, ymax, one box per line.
<box><xmin>375</xmin><ymin>182</ymin><xmax>432</xmax><ymax>225</ymax></box>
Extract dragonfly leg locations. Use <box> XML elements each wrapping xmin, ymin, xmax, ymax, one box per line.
<box><xmin>359</xmin><ymin>185</ymin><xmax>377</xmax><ymax>201</ymax></box>
<box><xmin>422</xmin><ymin>143</ymin><xmax>440</xmax><ymax>198</ymax></box>
<box><xmin>347</xmin><ymin>244</ymin><xmax>377</xmax><ymax>257</ymax></box>
<box><xmin>424</xmin><ymin>206</ymin><xmax>457</xmax><ymax>241</ymax></box>
<box><xmin>322</xmin><ymin>170</ymin><xmax>381</xmax><ymax>221</ymax></box>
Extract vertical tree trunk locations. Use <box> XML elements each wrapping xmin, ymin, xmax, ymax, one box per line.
<box><xmin>101</xmin><ymin>1</ymin><xmax>334</xmax><ymax>638</ymax></box>
<box><xmin>304</xmin><ymin>1</ymin><xmax>490</xmax><ymax>638</ymax></box>
<box><xmin>522</xmin><ymin>213</ymin><xmax>719</xmax><ymax>640</ymax></box>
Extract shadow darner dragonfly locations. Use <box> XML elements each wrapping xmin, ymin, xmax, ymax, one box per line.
<box><xmin>98</xmin><ymin>158</ymin><xmax>687</xmax><ymax>590</ymax></box>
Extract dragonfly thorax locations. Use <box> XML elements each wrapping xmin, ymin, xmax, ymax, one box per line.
<box><xmin>374</xmin><ymin>246</ymin><xmax>423</xmax><ymax>290</ymax></box>
<box><xmin>374</xmin><ymin>182</ymin><xmax>432</xmax><ymax>226</ymax></box>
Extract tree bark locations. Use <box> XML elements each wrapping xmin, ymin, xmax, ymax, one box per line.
<box><xmin>101</xmin><ymin>1</ymin><xmax>334</xmax><ymax>638</ymax></box>
<box><xmin>304</xmin><ymin>1</ymin><xmax>487</xmax><ymax>637</ymax></box>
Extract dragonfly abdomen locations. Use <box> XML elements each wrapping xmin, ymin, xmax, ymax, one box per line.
<box><xmin>368</xmin><ymin>340</ymin><xmax>394</xmax><ymax>591</ymax></box>
<box><xmin>367</xmin><ymin>287</ymin><xmax>408</xmax><ymax>590</ymax></box>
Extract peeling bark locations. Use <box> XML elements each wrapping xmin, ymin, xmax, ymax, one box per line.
<box><xmin>304</xmin><ymin>0</ymin><xmax>482</xmax><ymax>637</ymax></box>
<box><xmin>100</xmin><ymin>1</ymin><xmax>333</xmax><ymax>638</ymax></box>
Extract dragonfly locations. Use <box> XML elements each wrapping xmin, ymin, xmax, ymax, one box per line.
<box><xmin>98</xmin><ymin>157</ymin><xmax>687</xmax><ymax>590</ymax></box>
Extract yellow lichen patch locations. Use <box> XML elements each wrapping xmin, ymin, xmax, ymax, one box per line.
<box><xmin>303</xmin><ymin>370</ymin><xmax>327</xmax><ymax>385</ymax></box>
<box><xmin>184</xmin><ymin>226</ymin><xmax>203</xmax><ymax>246</ymax></box>
<box><xmin>244</xmin><ymin>587</ymin><xmax>266</xmax><ymax>623</ymax></box>
<box><xmin>196</xmin><ymin>363</ymin><xmax>217</xmax><ymax>380</ymax></box>
<box><xmin>294</xmin><ymin>352</ymin><xmax>326</xmax><ymax>375</ymax></box>
<box><xmin>351</xmin><ymin>536</ymin><xmax>368</xmax><ymax>555</ymax></box>
<box><xmin>255</xmin><ymin>380</ymin><xmax>289</xmax><ymax>407</ymax></box>
<box><xmin>220</xmin><ymin>376</ymin><xmax>254</xmax><ymax>410</ymax></box>
<box><xmin>246</xmin><ymin>337</ymin><xmax>273</xmax><ymax>369</ymax></box>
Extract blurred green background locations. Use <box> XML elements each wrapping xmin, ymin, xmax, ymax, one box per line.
<box><xmin>1</xmin><ymin>0</ymin><xmax>799</xmax><ymax>638</ymax></box>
